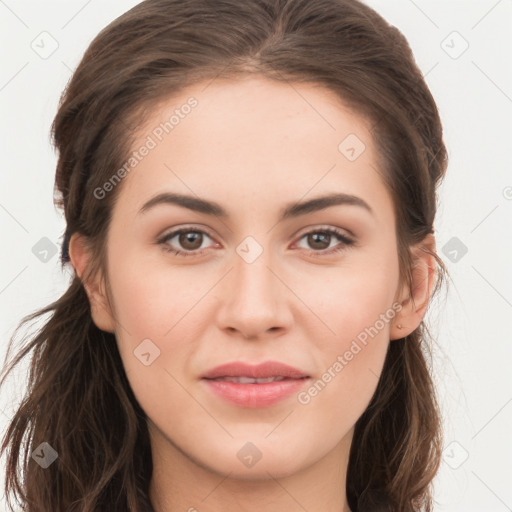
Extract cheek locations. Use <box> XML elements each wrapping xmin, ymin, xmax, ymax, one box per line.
<box><xmin>107</xmin><ymin>252</ymin><xmax>209</xmax><ymax>339</ymax></box>
<box><xmin>302</xmin><ymin>252</ymin><xmax>399</xmax><ymax>344</ymax></box>
<box><xmin>107</xmin><ymin>258</ymin><xmax>209</xmax><ymax>394</ymax></box>
<box><xmin>295</xmin><ymin>253</ymin><xmax>398</xmax><ymax>401</ymax></box>
<box><xmin>298</xmin><ymin>293</ymin><xmax>392</xmax><ymax>431</ymax></box>
<box><xmin>108</xmin><ymin>260</ymin><xmax>203</xmax><ymax>421</ymax></box>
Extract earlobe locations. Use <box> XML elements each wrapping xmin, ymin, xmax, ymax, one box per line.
<box><xmin>68</xmin><ymin>233</ymin><xmax>116</xmax><ymax>333</ymax></box>
<box><xmin>390</xmin><ymin>233</ymin><xmax>438</xmax><ymax>340</ymax></box>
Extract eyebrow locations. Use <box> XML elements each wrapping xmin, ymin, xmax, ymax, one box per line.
<box><xmin>138</xmin><ymin>191</ymin><xmax>374</xmax><ymax>220</ymax></box>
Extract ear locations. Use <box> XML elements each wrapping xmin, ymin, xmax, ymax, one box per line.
<box><xmin>68</xmin><ymin>232</ymin><xmax>116</xmax><ymax>333</ymax></box>
<box><xmin>390</xmin><ymin>233</ymin><xmax>438</xmax><ymax>340</ymax></box>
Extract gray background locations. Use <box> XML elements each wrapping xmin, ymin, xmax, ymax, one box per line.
<box><xmin>1</xmin><ymin>0</ymin><xmax>511</xmax><ymax>510</ymax></box>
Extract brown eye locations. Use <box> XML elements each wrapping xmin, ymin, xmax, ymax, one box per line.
<box><xmin>178</xmin><ymin>231</ymin><xmax>203</xmax><ymax>250</ymax></box>
<box><xmin>158</xmin><ymin>226</ymin><xmax>355</xmax><ymax>258</ymax></box>
<box><xmin>306</xmin><ymin>232</ymin><xmax>331</xmax><ymax>250</ymax></box>
<box><xmin>159</xmin><ymin>228</ymin><xmax>215</xmax><ymax>256</ymax></box>
<box><xmin>296</xmin><ymin>228</ymin><xmax>355</xmax><ymax>255</ymax></box>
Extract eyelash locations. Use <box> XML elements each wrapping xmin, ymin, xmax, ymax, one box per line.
<box><xmin>157</xmin><ymin>226</ymin><xmax>355</xmax><ymax>258</ymax></box>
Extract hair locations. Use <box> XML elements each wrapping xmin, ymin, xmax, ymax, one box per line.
<box><xmin>1</xmin><ymin>0</ymin><xmax>449</xmax><ymax>510</ymax></box>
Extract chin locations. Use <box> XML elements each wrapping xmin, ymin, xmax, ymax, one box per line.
<box><xmin>192</xmin><ymin>438</ymin><xmax>316</xmax><ymax>480</ymax></box>
<box><xmin>207</xmin><ymin>458</ymin><xmax>304</xmax><ymax>481</ymax></box>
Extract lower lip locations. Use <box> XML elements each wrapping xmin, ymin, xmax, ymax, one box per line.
<box><xmin>202</xmin><ymin>378</ymin><xmax>309</xmax><ymax>408</ymax></box>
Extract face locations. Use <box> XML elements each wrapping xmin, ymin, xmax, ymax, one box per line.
<box><xmin>95</xmin><ymin>76</ymin><xmax>405</xmax><ymax>479</ymax></box>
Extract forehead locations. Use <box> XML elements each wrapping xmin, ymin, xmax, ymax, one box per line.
<box><xmin>113</xmin><ymin>76</ymin><xmax>393</xmax><ymax>226</ymax></box>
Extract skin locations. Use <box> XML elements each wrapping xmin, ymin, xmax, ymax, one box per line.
<box><xmin>69</xmin><ymin>76</ymin><xmax>437</xmax><ymax>512</ymax></box>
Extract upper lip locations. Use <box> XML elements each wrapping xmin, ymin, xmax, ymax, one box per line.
<box><xmin>202</xmin><ymin>361</ymin><xmax>309</xmax><ymax>379</ymax></box>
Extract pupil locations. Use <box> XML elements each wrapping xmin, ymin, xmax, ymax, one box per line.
<box><xmin>309</xmin><ymin>233</ymin><xmax>329</xmax><ymax>249</ymax></box>
<box><xmin>180</xmin><ymin>232</ymin><xmax>202</xmax><ymax>250</ymax></box>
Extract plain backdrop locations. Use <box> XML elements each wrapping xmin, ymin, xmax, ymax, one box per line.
<box><xmin>1</xmin><ymin>0</ymin><xmax>511</xmax><ymax>510</ymax></box>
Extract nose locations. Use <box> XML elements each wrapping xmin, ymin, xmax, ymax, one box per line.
<box><xmin>215</xmin><ymin>246</ymin><xmax>293</xmax><ymax>341</ymax></box>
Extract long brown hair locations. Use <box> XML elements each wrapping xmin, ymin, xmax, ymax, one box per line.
<box><xmin>1</xmin><ymin>0</ymin><xmax>449</xmax><ymax>510</ymax></box>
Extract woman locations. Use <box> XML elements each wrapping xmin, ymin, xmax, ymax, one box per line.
<box><xmin>0</xmin><ymin>0</ymin><xmax>448</xmax><ymax>510</ymax></box>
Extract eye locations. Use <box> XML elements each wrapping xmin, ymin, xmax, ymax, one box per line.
<box><xmin>295</xmin><ymin>227</ymin><xmax>355</xmax><ymax>256</ymax></box>
<box><xmin>157</xmin><ymin>226</ymin><xmax>355</xmax><ymax>257</ymax></box>
<box><xmin>157</xmin><ymin>227</ymin><xmax>217</xmax><ymax>257</ymax></box>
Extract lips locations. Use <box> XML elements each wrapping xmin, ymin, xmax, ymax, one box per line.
<box><xmin>201</xmin><ymin>361</ymin><xmax>309</xmax><ymax>380</ymax></box>
<box><xmin>214</xmin><ymin>376</ymin><xmax>288</xmax><ymax>384</ymax></box>
<box><xmin>201</xmin><ymin>361</ymin><xmax>310</xmax><ymax>408</ymax></box>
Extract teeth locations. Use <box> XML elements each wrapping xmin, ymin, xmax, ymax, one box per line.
<box><xmin>215</xmin><ymin>376</ymin><xmax>288</xmax><ymax>384</ymax></box>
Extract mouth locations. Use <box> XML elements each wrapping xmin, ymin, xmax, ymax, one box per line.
<box><xmin>201</xmin><ymin>360</ymin><xmax>310</xmax><ymax>380</ymax></box>
<box><xmin>205</xmin><ymin>375</ymin><xmax>307</xmax><ymax>384</ymax></box>
<box><xmin>201</xmin><ymin>361</ymin><xmax>310</xmax><ymax>408</ymax></box>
